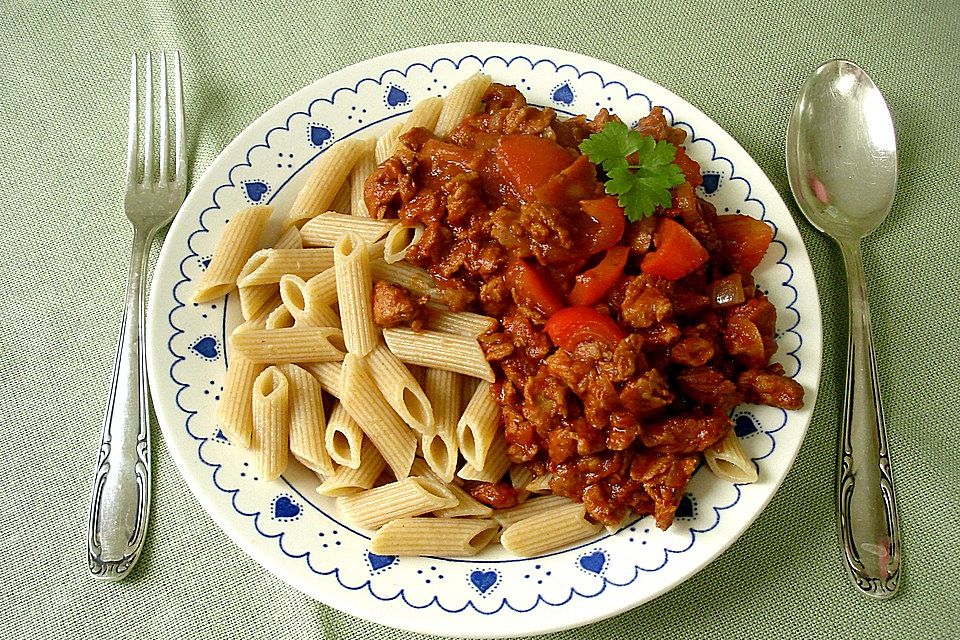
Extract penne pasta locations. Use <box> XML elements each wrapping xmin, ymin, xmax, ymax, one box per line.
<box><xmin>375</xmin><ymin>96</ymin><xmax>444</xmax><ymax>161</ymax></box>
<box><xmin>434</xmin><ymin>483</ymin><xmax>493</xmax><ymax>518</ymax></box>
<box><xmin>250</xmin><ymin>366</ymin><xmax>290</xmax><ymax>480</ymax></box>
<box><xmin>425</xmin><ymin>303</ymin><xmax>497</xmax><ymax>336</ymax></box>
<box><xmin>499</xmin><ymin>502</ymin><xmax>601</xmax><ymax>557</ymax></box>
<box><xmin>301</xmin><ymin>361</ymin><xmax>342</xmax><ymax>398</ymax></box>
<box><xmin>338</xmin><ymin>353</ymin><xmax>417</xmax><ymax>479</ymax></box>
<box><xmin>370</xmin><ymin>258</ymin><xmax>439</xmax><ymax>299</ymax></box>
<box><xmin>300</xmin><ymin>211</ymin><xmax>397</xmax><ymax>247</ymax></box>
<box><xmin>375</xmin><ymin>120</ymin><xmax>406</xmax><ymax>164</ymax></box>
<box><xmin>329</xmin><ymin>180</ymin><xmax>352</xmax><ymax>214</ymax></box>
<box><xmin>381</xmin><ymin>223</ymin><xmax>424</xmax><ymax>264</ymax></box>
<box><xmin>193</xmin><ymin>205</ymin><xmax>272</xmax><ymax>302</ymax></box>
<box><xmin>381</xmin><ymin>327</ymin><xmax>495</xmax><ymax>382</ymax></box>
<box><xmin>237</xmin><ymin>248</ymin><xmax>334</xmax><ymax>288</ymax></box>
<box><xmin>370</xmin><ymin>517</ymin><xmax>498</xmax><ymax>557</ymax></box>
<box><xmin>315</xmin><ymin>438</ymin><xmax>386</xmax><ymax>497</ymax></box>
<box><xmin>366</xmin><ymin>341</ymin><xmax>434</xmax><ymax>435</ymax></box>
<box><xmin>457</xmin><ymin>430</ymin><xmax>510</xmax><ymax>483</ymax></box>
<box><xmin>457</xmin><ymin>380</ymin><xmax>501</xmax><ymax>469</ymax></box>
<box><xmin>285</xmin><ymin>138</ymin><xmax>366</xmax><ymax>228</ymax></box>
<box><xmin>490</xmin><ymin>494</ymin><xmax>571</xmax><ymax>529</ymax></box>
<box><xmin>323</xmin><ymin>400</ymin><xmax>363</xmax><ymax>468</ymax></box>
<box><xmin>278</xmin><ymin>363</ymin><xmax>334</xmax><ymax>476</ymax></box>
<box><xmin>236</xmin><ymin>293</ymin><xmax>283</xmax><ymax>332</ymax></box>
<box><xmin>333</xmin><ymin>233</ymin><xmax>377</xmax><ymax>357</ymax></box>
<box><xmin>524</xmin><ymin>472</ymin><xmax>553</xmax><ymax>493</ymax></box>
<box><xmin>229</xmin><ymin>326</ymin><xmax>346</xmax><ymax>363</ymax></box>
<box><xmin>349</xmin><ymin>137</ymin><xmax>377</xmax><ymax>217</ymax></box>
<box><xmin>216</xmin><ymin>356</ymin><xmax>264</xmax><ymax>448</ymax></box>
<box><xmin>336</xmin><ymin>476</ymin><xmax>457</xmax><ymax>529</ymax></box>
<box><xmin>433</xmin><ymin>73</ymin><xmax>492</xmax><ymax>138</ymax></box>
<box><xmin>704</xmin><ymin>429</ymin><xmax>758</xmax><ymax>483</ymax></box>
<box><xmin>264</xmin><ymin>303</ymin><xmax>296</xmax><ymax>330</ymax></box>
<box><xmin>236</xmin><ymin>224</ymin><xmax>301</xmax><ymax>320</ymax></box>
<box><xmin>279</xmin><ymin>274</ymin><xmax>341</xmax><ymax>328</ymax></box>
<box><xmin>420</xmin><ymin>368</ymin><xmax>461</xmax><ymax>482</ymax></box>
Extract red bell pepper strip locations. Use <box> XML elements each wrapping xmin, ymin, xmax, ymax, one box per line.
<box><xmin>569</xmin><ymin>246</ymin><xmax>630</xmax><ymax>306</ymax></box>
<box><xmin>506</xmin><ymin>259</ymin><xmax>566</xmax><ymax>317</ymax></box>
<box><xmin>494</xmin><ymin>135</ymin><xmax>575</xmax><ymax>202</ymax></box>
<box><xmin>640</xmin><ymin>217</ymin><xmax>709</xmax><ymax>280</ymax></box>
<box><xmin>545</xmin><ymin>306</ymin><xmax>627</xmax><ymax>351</ymax></box>
<box><xmin>713</xmin><ymin>214</ymin><xmax>774</xmax><ymax>274</ymax></box>
<box><xmin>580</xmin><ymin>196</ymin><xmax>627</xmax><ymax>254</ymax></box>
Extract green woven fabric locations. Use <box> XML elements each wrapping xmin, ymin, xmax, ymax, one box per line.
<box><xmin>3</xmin><ymin>0</ymin><xmax>958</xmax><ymax>638</ymax></box>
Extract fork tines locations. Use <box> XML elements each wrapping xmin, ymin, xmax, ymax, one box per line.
<box><xmin>127</xmin><ymin>52</ymin><xmax>185</xmax><ymax>187</ymax></box>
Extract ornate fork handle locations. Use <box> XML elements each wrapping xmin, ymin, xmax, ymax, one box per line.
<box><xmin>87</xmin><ymin>226</ymin><xmax>155</xmax><ymax>580</ymax></box>
<box><xmin>837</xmin><ymin>239</ymin><xmax>901</xmax><ymax>597</ymax></box>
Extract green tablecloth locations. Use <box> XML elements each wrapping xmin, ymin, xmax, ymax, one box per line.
<box><xmin>4</xmin><ymin>0</ymin><xmax>958</xmax><ymax>637</ymax></box>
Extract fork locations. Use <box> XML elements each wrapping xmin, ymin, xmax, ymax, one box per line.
<box><xmin>87</xmin><ymin>52</ymin><xmax>187</xmax><ymax>581</ymax></box>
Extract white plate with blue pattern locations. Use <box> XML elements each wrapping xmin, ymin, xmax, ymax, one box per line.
<box><xmin>146</xmin><ymin>42</ymin><xmax>822</xmax><ymax>637</ymax></box>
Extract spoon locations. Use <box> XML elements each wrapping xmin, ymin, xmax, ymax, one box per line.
<box><xmin>786</xmin><ymin>59</ymin><xmax>901</xmax><ymax>598</ymax></box>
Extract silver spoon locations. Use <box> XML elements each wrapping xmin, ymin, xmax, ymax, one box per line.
<box><xmin>786</xmin><ymin>59</ymin><xmax>901</xmax><ymax>598</ymax></box>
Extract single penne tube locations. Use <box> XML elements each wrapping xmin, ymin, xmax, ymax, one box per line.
<box><xmin>490</xmin><ymin>494</ymin><xmax>571</xmax><ymax>529</ymax></box>
<box><xmin>315</xmin><ymin>438</ymin><xmax>386</xmax><ymax>497</ymax></box>
<box><xmin>301</xmin><ymin>361</ymin><xmax>342</xmax><ymax>397</ymax></box>
<box><xmin>336</xmin><ymin>476</ymin><xmax>457</xmax><ymax>529</ymax></box>
<box><xmin>299</xmin><ymin>240</ymin><xmax>386</xmax><ymax>308</ymax></box>
<box><xmin>381</xmin><ymin>327</ymin><xmax>495</xmax><ymax>382</ymax></box>
<box><xmin>300</xmin><ymin>211</ymin><xmax>398</xmax><ymax>247</ymax></box>
<box><xmin>425</xmin><ymin>303</ymin><xmax>497</xmax><ymax>336</ymax></box>
<box><xmin>192</xmin><ymin>205</ymin><xmax>272</xmax><ymax>303</ymax></box>
<box><xmin>500</xmin><ymin>502</ymin><xmax>601</xmax><ymax>557</ymax></box>
<box><xmin>366</xmin><ymin>341</ymin><xmax>434</xmax><ymax>434</ymax></box>
<box><xmin>264</xmin><ymin>303</ymin><xmax>296</xmax><ymax>330</ymax></box>
<box><xmin>382</xmin><ymin>223</ymin><xmax>424</xmax><ymax>264</ymax></box>
<box><xmin>251</xmin><ymin>366</ymin><xmax>290</xmax><ymax>481</ymax></box>
<box><xmin>509</xmin><ymin>464</ymin><xmax>534</xmax><ymax>492</ymax></box>
<box><xmin>370</xmin><ymin>517</ymin><xmax>498</xmax><ymax>557</ymax></box>
<box><xmin>420</xmin><ymin>368</ymin><xmax>461</xmax><ymax>482</ymax></box>
<box><xmin>333</xmin><ymin>233</ymin><xmax>377</xmax><ymax>356</ymax></box>
<box><xmin>349</xmin><ymin>138</ymin><xmax>377</xmax><ymax>217</ymax></box>
<box><xmin>285</xmin><ymin>138</ymin><xmax>366</xmax><ymax>228</ymax></box>
<box><xmin>238</xmin><ymin>283</ymin><xmax>280</xmax><ymax>322</ymax></box>
<box><xmin>434</xmin><ymin>483</ymin><xmax>493</xmax><ymax>518</ymax></box>
<box><xmin>279</xmin><ymin>274</ymin><xmax>341</xmax><ymax>328</ymax></box>
<box><xmin>323</xmin><ymin>400</ymin><xmax>363</xmax><ymax>468</ymax></box>
<box><xmin>457</xmin><ymin>380</ymin><xmax>501</xmax><ymax>468</ymax></box>
<box><xmin>216</xmin><ymin>355</ymin><xmax>265</xmax><ymax>448</ymax></box>
<box><xmin>370</xmin><ymin>258</ymin><xmax>439</xmax><ymax>299</ymax></box>
<box><xmin>433</xmin><ymin>73</ymin><xmax>493</xmax><ymax>138</ymax></box>
<box><xmin>236</xmin><ymin>293</ymin><xmax>283</xmax><ymax>332</ymax></box>
<box><xmin>338</xmin><ymin>353</ymin><xmax>417</xmax><ymax>479</ymax></box>
<box><xmin>278</xmin><ymin>363</ymin><xmax>334</xmax><ymax>476</ymax></box>
<box><xmin>273</xmin><ymin>223</ymin><xmax>305</xmax><ymax>250</ymax></box>
<box><xmin>375</xmin><ymin>96</ymin><xmax>444</xmax><ymax>161</ymax></box>
<box><xmin>229</xmin><ymin>326</ymin><xmax>346</xmax><ymax>363</ymax></box>
<box><xmin>329</xmin><ymin>180</ymin><xmax>352</xmax><ymax>214</ymax></box>
<box><xmin>375</xmin><ymin>120</ymin><xmax>406</xmax><ymax>164</ymax></box>
<box><xmin>457</xmin><ymin>430</ymin><xmax>510</xmax><ymax>483</ymax></box>
<box><xmin>236</xmin><ymin>248</ymin><xmax>334</xmax><ymax>287</ymax></box>
<box><xmin>524</xmin><ymin>472</ymin><xmax>553</xmax><ymax>493</ymax></box>
<box><xmin>704</xmin><ymin>429</ymin><xmax>758</xmax><ymax>483</ymax></box>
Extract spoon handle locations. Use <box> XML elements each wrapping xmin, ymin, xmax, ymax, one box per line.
<box><xmin>836</xmin><ymin>239</ymin><xmax>901</xmax><ymax>598</ymax></box>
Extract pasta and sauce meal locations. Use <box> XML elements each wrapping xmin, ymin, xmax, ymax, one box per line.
<box><xmin>193</xmin><ymin>74</ymin><xmax>805</xmax><ymax>557</ymax></box>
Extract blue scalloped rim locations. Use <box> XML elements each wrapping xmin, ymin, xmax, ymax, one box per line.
<box><xmin>163</xmin><ymin>53</ymin><xmax>803</xmax><ymax>615</ymax></box>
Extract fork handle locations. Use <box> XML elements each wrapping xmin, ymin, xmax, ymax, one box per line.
<box><xmin>837</xmin><ymin>239</ymin><xmax>901</xmax><ymax>598</ymax></box>
<box><xmin>87</xmin><ymin>226</ymin><xmax>155</xmax><ymax>580</ymax></box>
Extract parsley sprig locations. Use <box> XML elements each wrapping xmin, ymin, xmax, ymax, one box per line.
<box><xmin>578</xmin><ymin>120</ymin><xmax>686</xmax><ymax>221</ymax></box>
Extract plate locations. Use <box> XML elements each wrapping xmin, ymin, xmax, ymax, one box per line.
<box><xmin>146</xmin><ymin>42</ymin><xmax>822</xmax><ymax>637</ymax></box>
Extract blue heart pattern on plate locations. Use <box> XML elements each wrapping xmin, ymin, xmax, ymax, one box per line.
<box><xmin>309</xmin><ymin>124</ymin><xmax>332</xmax><ymax>147</ymax></box>
<box><xmin>367</xmin><ymin>552</ymin><xmax>397</xmax><ymax>572</ymax></box>
<box><xmin>386</xmin><ymin>85</ymin><xmax>408</xmax><ymax>107</ymax></box>
<box><xmin>243</xmin><ymin>180</ymin><xmax>270</xmax><ymax>204</ymax></box>
<box><xmin>272</xmin><ymin>495</ymin><xmax>301</xmax><ymax>520</ymax></box>
<box><xmin>578</xmin><ymin>550</ymin><xmax>606</xmax><ymax>574</ymax></box>
<box><xmin>190</xmin><ymin>336</ymin><xmax>219</xmax><ymax>360</ymax></box>
<box><xmin>469</xmin><ymin>570</ymin><xmax>498</xmax><ymax>594</ymax></box>
<box><xmin>734</xmin><ymin>413</ymin><xmax>760</xmax><ymax>437</ymax></box>
<box><xmin>552</xmin><ymin>82</ymin><xmax>575</xmax><ymax>105</ymax></box>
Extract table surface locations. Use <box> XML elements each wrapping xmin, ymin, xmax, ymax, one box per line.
<box><xmin>3</xmin><ymin>1</ymin><xmax>958</xmax><ymax>638</ymax></box>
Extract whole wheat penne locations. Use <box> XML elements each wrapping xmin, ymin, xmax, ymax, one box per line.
<box><xmin>193</xmin><ymin>205</ymin><xmax>272</xmax><ymax>302</ymax></box>
<box><xmin>300</xmin><ymin>211</ymin><xmax>397</xmax><ymax>247</ymax></box>
<box><xmin>285</xmin><ymin>138</ymin><xmax>366</xmax><ymax>228</ymax></box>
<box><xmin>279</xmin><ymin>274</ymin><xmax>341</xmax><ymax>328</ymax></box>
<box><xmin>235</xmin><ymin>224</ymin><xmax>301</xmax><ymax>320</ymax></box>
<box><xmin>216</xmin><ymin>356</ymin><xmax>264</xmax><ymax>448</ymax></box>
<box><xmin>382</xmin><ymin>223</ymin><xmax>424</xmax><ymax>264</ymax></box>
<box><xmin>434</xmin><ymin>483</ymin><xmax>494</xmax><ymax>518</ymax></box>
<box><xmin>278</xmin><ymin>363</ymin><xmax>334</xmax><ymax>476</ymax></box>
<box><xmin>457</xmin><ymin>380</ymin><xmax>500</xmax><ymax>468</ymax></box>
<box><xmin>500</xmin><ymin>502</ymin><xmax>601</xmax><ymax>557</ymax></box>
<box><xmin>366</xmin><ymin>341</ymin><xmax>434</xmax><ymax>434</ymax></box>
<box><xmin>524</xmin><ymin>472</ymin><xmax>553</xmax><ymax>493</ymax></box>
<box><xmin>425</xmin><ymin>303</ymin><xmax>497</xmax><ymax>336</ymax></box>
<box><xmin>315</xmin><ymin>438</ymin><xmax>385</xmax><ymax>497</ymax></box>
<box><xmin>376</xmin><ymin>96</ymin><xmax>444</xmax><ymax>161</ymax></box>
<box><xmin>457</xmin><ymin>430</ymin><xmax>510</xmax><ymax>483</ymax></box>
<box><xmin>338</xmin><ymin>353</ymin><xmax>417</xmax><ymax>479</ymax></box>
<box><xmin>490</xmin><ymin>494</ymin><xmax>571</xmax><ymax>529</ymax></box>
<box><xmin>370</xmin><ymin>258</ymin><xmax>439</xmax><ymax>299</ymax></box>
<box><xmin>323</xmin><ymin>400</ymin><xmax>363</xmax><ymax>468</ymax></box>
<box><xmin>229</xmin><ymin>327</ymin><xmax>346</xmax><ymax>363</ymax></box>
<box><xmin>301</xmin><ymin>361</ymin><xmax>342</xmax><ymax>398</ymax></box>
<box><xmin>349</xmin><ymin>138</ymin><xmax>377</xmax><ymax>217</ymax></box>
<box><xmin>434</xmin><ymin>73</ymin><xmax>492</xmax><ymax>138</ymax></box>
<box><xmin>237</xmin><ymin>248</ymin><xmax>334</xmax><ymax>287</ymax></box>
<box><xmin>333</xmin><ymin>233</ymin><xmax>377</xmax><ymax>356</ymax></box>
<box><xmin>382</xmin><ymin>327</ymin><xmax>494</xmax><ymax>382</ymax></box>
<box><xmin>251</xmin><ymin>366</ymin><xmax>289</xmax><ymax>480</ymax></box>
<box><xmin>336</xmin><ymin>476</ymin><xmax>457</xmax><ymax>529</ymax></box>
<box><xmin>264</xmin><ymin>303</ymin><xmax>296</xmax><ymax>330</ymax></box>
<box><xmin>370</xmin><ymin>517</ymin><xmax>498</xmax><ymax>557</ymax></box>
<box><xmin>705</xmin><ymin>429</ymin><xmax>758</xmax><ymax>483</ymax></box>
<box><xmin>375</xmin><ymin>120</ymin><xmax>406</xmax><ymax>164</ymax></box>
<box><xmin>236</xmin><ymin>293</ymin><xmax>283</xmax><ymax>332</ymax></box>
<box><xmin>329</xmin><ymin>180</ymin><xmax>352</xmax><ymax>214</ymax></box>
<box><xmin>420</xmin><ymin>368</ymin><xmax>461</xmax><ymax>482</ymax></box>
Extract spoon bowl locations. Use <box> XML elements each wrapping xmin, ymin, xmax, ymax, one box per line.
<box><xmin>786</xmin><ymin>59</ymin><xmax>901</xmax><ymax>599</ymax></box>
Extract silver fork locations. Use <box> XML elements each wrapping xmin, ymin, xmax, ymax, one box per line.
<box><xmin>87</xmin><ymin>52</ymin><xmax>187</xmax><ymax>580</ymax></box>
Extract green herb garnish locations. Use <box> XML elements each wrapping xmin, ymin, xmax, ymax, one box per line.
<box><xmin>578</xmin><ymin>120</ymin><xmax>686</xmax><ymax>221</ymax></box>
